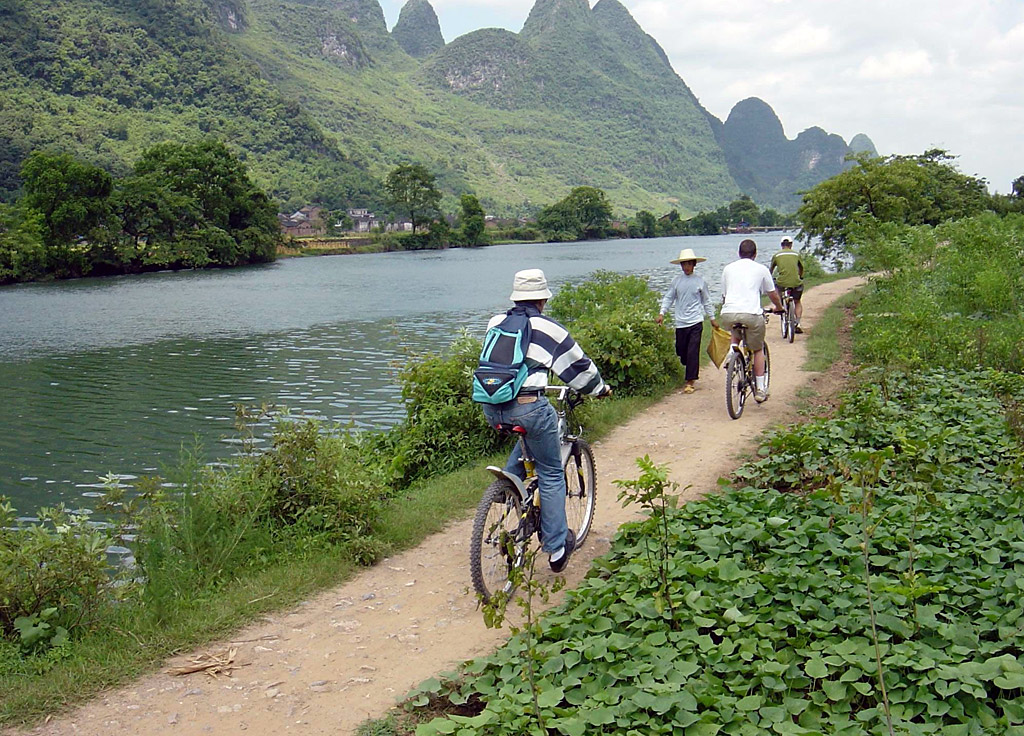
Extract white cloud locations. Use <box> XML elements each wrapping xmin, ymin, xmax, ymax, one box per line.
<box><xmin>767</xmin><ymin>23</ymin><xmax>834</xmax><ymax>58</ymax></box>
<box><xmin>857</xmin><ymin>49</ymin><xmax>934</xmax><ymax>80</ymax></box>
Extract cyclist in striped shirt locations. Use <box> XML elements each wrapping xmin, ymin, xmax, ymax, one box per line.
<box><xmin>480</xmin><ymin>269</ymin><xmax>611</xmax><ymax>573</ymax></box>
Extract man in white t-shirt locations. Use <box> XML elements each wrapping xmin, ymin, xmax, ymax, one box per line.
<box><xmin>720</xmin><ymin>239</ymin><xmax>783</xmax><ymax>403</ymax></box>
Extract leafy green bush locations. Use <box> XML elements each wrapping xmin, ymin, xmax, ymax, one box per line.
<box><xmin>549</xmin><ymin>271</ymin><xmax>682</xmax><ymax>395</ymax></box>
<box><xmin>0</xmin><ymin>502</ymin><xmax>112</xmax><ymax>649</ymax></box>
<box><xmin>382</xmin><ymin>334</ymin><xmax>506</xmax><ymax>488</ymax></box>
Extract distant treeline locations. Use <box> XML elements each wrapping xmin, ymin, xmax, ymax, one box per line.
<box><xmin>0</xmin><ymin>140</ymin><xmax>281</xmax><ymax>284</ymax></box>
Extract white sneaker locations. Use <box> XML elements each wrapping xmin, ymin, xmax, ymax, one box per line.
<box><xmin>754</xmin><ymin>389</ymin><xmax>768</xmax><ymax>403</ymax></box>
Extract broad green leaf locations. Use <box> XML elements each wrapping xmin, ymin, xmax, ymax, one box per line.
<box><xmin>804</xmin><ymin>658</ymin><xmax>829</xmax><ymax>679</ymax></box>
<box><xmin>736</xmin><ymin>695</ymin><xmax>763</xmax><ymax>711</ymax></box>
<box><xmin>537</xmin><ymin>686</ymin><xmax>564</xmax><ymax>709</ymax></box>
<box><xmin>416</xmin><ymin>718</ymin><xmax>458</xmax><ymax>735</ymax></box>
<box><xmin>822</xmin><ymin>680</ymin><xmax>847</xmax><ymax>701</ymax></box>
<box><xmin>717</xmin><ymin>559</ymin><xmax>744</xmax><ymax>581</ymax></box>
<box><xmin>994</xmin><ymin>672</ymin><xmax>1024</xmax><ymax>690</ymax></box>
<box><xmin>584</xmin><ymin>707</ymin><xmax>616</xmax><ymax>726</ymax></box>
<box><xmin>551</xmin><ymin>717</ymin><xmax>587</xmax><ymax>736</ymax></box>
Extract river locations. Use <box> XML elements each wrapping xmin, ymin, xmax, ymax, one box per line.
<box><xmin>0</xmin><ymin>234</ymin><xmax>793</xmax><ymax>518</ymax></box>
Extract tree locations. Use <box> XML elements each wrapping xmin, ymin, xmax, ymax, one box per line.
<box><xmin>537</xmin><ymin>186</ymin><xmax>613</xmax><ymax>241</ymax></box>
<box><xmin>728</xmin><ymin>195</ymin><xmax>760</xmax><ymax>227</ymax></box>
<box><xmin>632</xmin><ymin>210</ymin><xmax>656</xmax><ymax>238</ymax></box>
<box><xmin>0</xmin><ymin>204</ymin><xmax>46</xmax><ymax>283</ymax></box>
<box><xmin>133</xmin><ymin>140</ymin><xmax>280</xmax><ymax>266</ymax></box>
<box><xmin>110</xmin><ymin>173</ymin><xmax>198</xmax><ymax>268</ymax></box>
<box><xmin>383</xmin><ymin>164</ymin><xmax>442</xmax><ymax>233</ymax></box>
<box><xmin>458</xmin><ymin>194</ymin><xmax>487</xmax><ymax>246</ymax></box>
<box><xmin>20</xmin><ymin>150</ymin><xmax>113</xmax><ymax>275</ymax></box>
<box><xmin>1012</xmin><ymin>175</ymin><xmax>1024</xmax><ymax>199</ymax></box>
<box><xmin>797</xmin><ymin>150</ymin><xmax>993</xmax><ymax>264</ymax></box>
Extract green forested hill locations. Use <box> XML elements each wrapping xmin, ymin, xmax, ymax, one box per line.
<box><xmin>0</xmin><ymin>0</ymin><xmax>380</xmax><ymax>208</ymax></box>
<box><xmin>0</xmin><ymin>0</ymin><xmax>873</xmax><ymax>217</ymax></box>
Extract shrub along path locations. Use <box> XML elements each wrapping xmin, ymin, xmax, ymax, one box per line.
<box><xmin>6</xmin><ymin>278</ymin><xmax>865</xmax><ymax>736</ymax></box>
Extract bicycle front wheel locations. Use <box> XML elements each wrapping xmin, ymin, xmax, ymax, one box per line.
<box><xmin>786</xmin><ymin>300</ymin><xmax>796</xmax><ymax>343</ymax></box>
<box><xmin>470</xmin><ymin>478</ymin><xmax>525</xmax><ymax>604</ymax></box>
<box><xmin>780</xmin><ymin>304</ymin><xmax>790</xmax><ymax>340</ymax></box>
<box><xmin>564</xmin><ymin>439</ymin><xmax>596</xmax><ymax>545</ymax></box>
<box><xmin>726</xmin><ymin>351</ymin><xmax>746</xmax><ymax>419</ymax></box>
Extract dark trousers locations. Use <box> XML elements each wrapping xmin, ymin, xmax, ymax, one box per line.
<box><xmin>675</xmin><ymin>323</ymin><xmax>704</xmax><ymax>382</ymax></box>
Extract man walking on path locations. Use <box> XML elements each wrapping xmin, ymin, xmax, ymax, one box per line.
<box><xmin>770</xmin><ymin>237</ymin><xmax>805</xmax><ymax>332</ymax></box>
<box><xmin>720</xmin><ymin>239</ymin><xmax>783</xmax><ymax>403</ymax></box>
<box><xmin>656</xmin><ymin>248</ymin><xmax>718</xmax><ymax>394</ymax></box>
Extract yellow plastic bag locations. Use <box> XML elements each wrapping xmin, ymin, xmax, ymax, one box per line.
<box><xmin>706</xmin><ymin>325</ymin><xmax>732</xmax><ymax>369</ymax></box>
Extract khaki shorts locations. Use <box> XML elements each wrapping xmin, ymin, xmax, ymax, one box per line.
<box><xmin>720</xmin><ymin>312</ymin><xmax>766</xmax><ymax>351</ymax></box>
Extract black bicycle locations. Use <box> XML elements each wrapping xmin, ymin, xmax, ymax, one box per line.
<box><xmin>725</xmin><ymin>311</ymin><xmax>772</xmax><ymax>420</ymax></box>
<box><xmin>470</xmin><ymin>386</ymin><xmax>596</xmax><ymax>603</ymax></box>
<box><xmin>779</xmin><ymin>288</ymin><xmax>798</xmax><ymax>343</ymax></box>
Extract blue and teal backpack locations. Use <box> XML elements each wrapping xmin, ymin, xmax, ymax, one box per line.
<box><xmin>472</xmin><ymin>305</ymin><xmax>534</xmax><ymax>404</ymax></box>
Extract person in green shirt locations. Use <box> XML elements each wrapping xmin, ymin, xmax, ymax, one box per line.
<box><xmin>769</xmin><ymin>237</ymin><xmax>805</xmax><ymax>333</ymax></box>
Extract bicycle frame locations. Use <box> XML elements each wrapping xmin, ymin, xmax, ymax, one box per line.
<box><xmin>725</xmin><ymin>311</ymin><xmax>772</xmax><ymax>419</ymax></box>
<box><xmin>484</xmin><ymin>385</ymin><xmax>577</xmax><ymax>503</ymax></box>
<box><xmin>470</xmin><ymin>385</ymin><xmax>597</xmax><ymax>602</ymax></box>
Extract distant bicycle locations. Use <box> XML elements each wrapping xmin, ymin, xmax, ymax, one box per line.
<box><xmin>725</xmin><ymin>310</ymin><xmax>773</xmax><ymax>420</ymax></box>
<box><xmin>470</xmin><ymin>386</ymin><xmax>597</xmax><ymax>603</ymax></box>
<box><xmin>779</xmin><ymin>288</ymin><xmax>798</xmax><ymax>343</ymax></box>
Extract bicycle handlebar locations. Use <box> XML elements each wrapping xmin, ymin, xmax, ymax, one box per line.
<box><xmin>543</xmin><ymin>385</ymin><xmax>607</xmax><ymax>409</ymax></box>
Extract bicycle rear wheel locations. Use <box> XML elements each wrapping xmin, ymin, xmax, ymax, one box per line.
<box><xmin>763</xmin><ymin>341</ymin><xmax>771</xmax><ymax>393</ymax></box>
<box><xmin>564</xmin><ymin>439</ymin><xmax>596</xmax><ymax>545</ymax></box>
<box><xmin>470</xmin><ymin>478</ymin><xmax>525</xmax><ymax>603</ymax></box>
<box><xmin>786</xmin><ymin>300</ymin><xmax>796</xmax><ymax>343</ymax></box>
<box><xmin>726</xmin><ymin>351</ymin><xmax>746</xmax><ymax>419</ymax></box>
<box><xmin>780</xmin><ymin>303</ymin><xmax>790</xmax><ymax>340</ymax></box>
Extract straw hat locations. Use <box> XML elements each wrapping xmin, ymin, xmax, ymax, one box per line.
<box><xmin>670</xmin><ymin>248</ymin><xmax>706</xmax><ymax>264</ymax></box>
<box><xmin>509</xmin><ymin>268</ymin><xmax>553</xmax><ymax>301</ymax></box>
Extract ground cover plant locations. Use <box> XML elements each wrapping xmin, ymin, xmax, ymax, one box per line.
<box><xmin>405</xmin><ymin>368</ymin><xmax>1024</xmax><ymax>735</ymax></box>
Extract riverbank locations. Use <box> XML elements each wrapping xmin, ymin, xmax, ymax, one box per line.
<box><xmin>1</xmin><ymin>277</ymin><xmax>865</xmax><ymax>736</ymax></box>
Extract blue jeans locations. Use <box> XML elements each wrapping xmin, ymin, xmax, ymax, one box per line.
<box><xmin>482</xmin><ymin>397</ymin><xmax>568</xmax><ymax>554</ymax></box>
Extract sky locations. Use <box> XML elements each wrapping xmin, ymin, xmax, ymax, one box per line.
<box><xmin>376</xmin><ymin>0</ymin><xmax>1024</xmax><ymax>194</ymax></box>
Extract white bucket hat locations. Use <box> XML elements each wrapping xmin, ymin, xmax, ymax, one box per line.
<box><xmin>509</xmin><ymin>268</ymin><xmax>553</xmax><ymax>301</ymax></box>
<box><xmin>670</xmin><ymin>248</ymin><xmax>706</xmax><ymax>264</ymax></box>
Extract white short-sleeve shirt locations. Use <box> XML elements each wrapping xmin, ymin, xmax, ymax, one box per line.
<box><xmin>720</xmin><ymin>258</ymin><xmax>776</xmax><ymax>314</ymax></box>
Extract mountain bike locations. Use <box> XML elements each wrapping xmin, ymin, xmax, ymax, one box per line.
<box><xmin>725</xmin><ymin>311</ymin><xmax>772</xmax><ymax>420</ymax></box>
<box><xmin>470</xmin><ymin>386</ymin><xmax>596</xmax><ymax>603</ymax></box>
<box><xmin>779</xmin><ymin>288</ymin><xmax>798</xmax><ymax>343</ymax></box>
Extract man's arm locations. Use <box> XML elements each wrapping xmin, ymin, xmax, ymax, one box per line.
<box><xmin>529</xmin><ymin>317</ymin><xmax>607</xmax><ymax>396</ymax></box>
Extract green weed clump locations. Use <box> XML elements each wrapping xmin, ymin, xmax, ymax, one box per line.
<box><xmin>0</xmin><ymin>503</ymin><xmax>113</xmax><ymax>653</ymax></box>
<box><xmin>854</xmin><ymin>212</ymin><xmax>1024</xmax><ymax>372</ymax></box>
<box><xmin>410</xmin><ymin>369</ymin><xmax>1024</xmax><ymax>735</ymax></box>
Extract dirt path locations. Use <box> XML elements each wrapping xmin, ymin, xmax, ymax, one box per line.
<box><xmin>10</xmin><ymin>278</ymin><xmax>864</xmax><ymax>736</ymax></box>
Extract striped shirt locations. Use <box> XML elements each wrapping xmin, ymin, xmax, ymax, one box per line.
<box><xmin>485</xmin><ymin>310</ymin><xmax>607</xmax><ymax>395</ymax></box>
